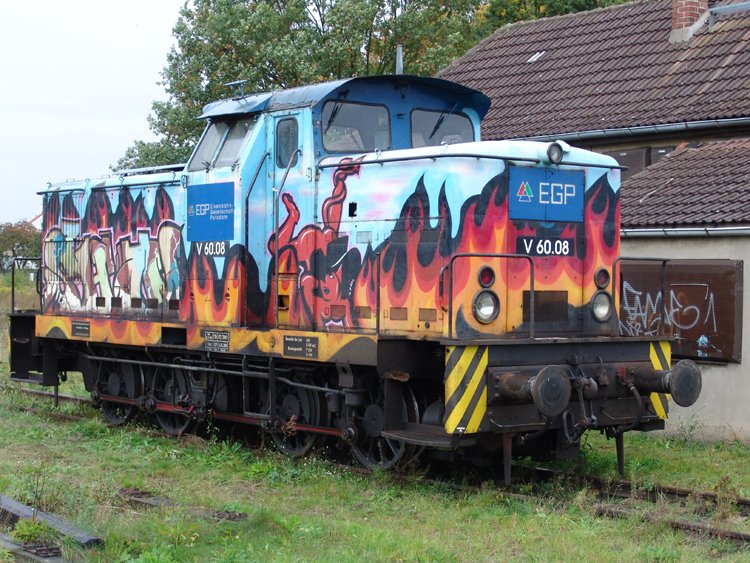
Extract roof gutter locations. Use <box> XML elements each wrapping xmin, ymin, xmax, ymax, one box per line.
<box><xmin>520</xmin><ymin>117</ymin><xmax>750</xmax><ymax>143</ymax></box>
<box><xmin>621</xmin><ymin>225</ymin><xmax>750</xmax><ymax>238</ymax></box>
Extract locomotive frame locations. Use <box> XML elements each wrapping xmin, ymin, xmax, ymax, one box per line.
<box><xmin>8</xmin><ymin>75</ymin><xmax>701</xmax><ymax>482</ymax></box>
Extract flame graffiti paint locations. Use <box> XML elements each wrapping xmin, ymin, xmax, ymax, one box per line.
<box><xmin>266</xmin><ymin>159</ymin><xmax>619</xmax><ymax>336</ymax></box>
<box><xmin>39</xmin><ymin>157</ymin><xmax>619</xmax><ymax>341</ymax></box>
<box><xmin>268</xmin><ymin>157</ymin><xmax>365</xmax><ymax>330</ymax></box>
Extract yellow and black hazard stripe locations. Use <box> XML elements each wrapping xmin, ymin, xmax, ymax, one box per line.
<box><xmin>444</xmin><ymin>345</ymin><xmax>488</xmax><ymax>434</ymax></box>
<box><xmin>649</xmin><ymin>341</ymin><xmax>671</xmax><ymax>420</ymax></box>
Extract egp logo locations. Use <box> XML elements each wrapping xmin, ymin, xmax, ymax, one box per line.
<box><xmin>194</xmin><ymin>203</ymin><xmax>211</xmax><ymax>216</ymax></box>
<box><xmin>516</xmin><ymin>181</ymin><xmax>533</xmax><ymax>203</ymax></box>
<box><xmin>509</xmin><ymin>167</ymin><xmax>584</xmax><ymax>223</ymax></box>
<box><xmin>538</xmin><ymin>182</ymin><xmax>576</xmax><ymax>206</ymax></box>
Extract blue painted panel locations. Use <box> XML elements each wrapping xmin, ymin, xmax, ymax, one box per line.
<box><xmin>508</xmin><ymin>167</ymin><xmax>584</xmax><ymax>223</ymax></box>
<box><xmin>187</xmin><ymin>182</ymin><xmax>235</xmax><ymax>241</ymax></box>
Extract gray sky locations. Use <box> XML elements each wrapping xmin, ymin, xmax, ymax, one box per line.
<box><xmin>0</xmin><ymin>0</ymin><xmax>185</xmax><ymax>223</ymax></box>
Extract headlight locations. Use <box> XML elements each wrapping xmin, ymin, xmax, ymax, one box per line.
<box><xmin>547</xmin><ymin>143</ymin><xmax>564</xmax><ymax>164</ymax></box>
<box><xmin>591</xmin><ymin>291</ymin><xmax>612</xmax><ymax>322</ymax></box>
<box><xmin>546</xmin><ymin>140</ymin><xmax>570</xmax><ymax>164</ymax></box>
<box><xmin>473</xmin><ymin>290</ymin><xmax>500</xmax><ymax>324</ymax></box>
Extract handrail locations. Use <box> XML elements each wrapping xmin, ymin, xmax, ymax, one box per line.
<box><xmin>37</xmin><ymin>187</ymin><xmax>86</xmax><ymax>196</ymax></box>
<box><xmin>94</xmin><ymin>178</ymin><xmax>182</xmax><ymax>191</ymax></box>
<box><xmin>441</xmin><ymin>253</ymin><xmax>535</xmax><ymax>340</ymax></box>
<box><xmin>612</xmin><ymin>256</ymin><xmax>671</xmax><ymax>338</ymax></box>
<box><xmin>39</xmin><ymin>176</ymin><xmax>181</xmax><ymax>196</ymax></box>
<box><xmin>317</xmin><ymin>152</ymin><xmax>540</xmax><ymax>170</ymax></box>
<box><xmin>11</xmin><ymin>256</ymin><xmax>42</xmax><ymax>313</ymax></box>
<box><xmin>273</xmin><ymin>148</ymin><xmax>303</xmax><ymax>328</ymax></box>
<box><xmin>375</xmin><ymin>252</ymin><xmax>382</xmax><ymax>335</ymax></box>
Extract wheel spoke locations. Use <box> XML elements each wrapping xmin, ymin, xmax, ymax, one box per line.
<box><xmin>385</xmin><ymin>438</ymin><xmax>400</xmax><ymax>457</ymax></box>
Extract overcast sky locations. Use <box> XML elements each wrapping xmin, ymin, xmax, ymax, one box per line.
<box><xmin>0</xmin><ymin>1</ymin><xmax>185</xmax><ymax>223</ymax></box>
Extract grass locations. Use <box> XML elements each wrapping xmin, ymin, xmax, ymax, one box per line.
<box><xmin>0</xmin><ymin>276</ymin><xmax>748</xmax><ymax>560</ymax></box>
<box><xmin>550</xmin><ymin>430</ymin><xmax>750</xmax><ymax>496</ymax></box>
<box><xmin>0</xmin><ymin>369</ymin><xmax>749</xmax><ymax>561</ymax></box>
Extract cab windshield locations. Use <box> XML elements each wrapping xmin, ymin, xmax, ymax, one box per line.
<box><xmin>411</xmin><ymin>109</ymin><xmax>473</xmax><ymax>148</ymax></box>
<box><xmin>188</xmin><ymin>117</ymin><xmax>256</xmax><ymax>172</ymax></box>
<box><xmin>321</xmin><ymin>101</ymin><xmax>390</xmax><ymax>153</ymax></box>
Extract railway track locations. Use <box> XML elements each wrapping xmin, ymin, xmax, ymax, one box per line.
<box><xmin>509</xmin><ymin>465</ymin><xmax>750</xmax><ymax>547</ymax></box>
<box><xmin>5</xmin><ymin>385</ymin><xmax>92</xmax><ymax>406</ymax></box>
<box><xmin>9</xmin><ymin>384</ymin><xmax>750</xmax><ymax>548</ymax></box>
<box><xmin>516</xmin><ymin>465</ymin><xmax>750</xmax><ymax>517</ymax></box>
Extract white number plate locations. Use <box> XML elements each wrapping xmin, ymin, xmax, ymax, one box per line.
<box><xmin>196</xmin><ymin>240</ymin><xmax>229</xmax><ymax>257</ymax></box>
<box><xmin>516</xmin><ymin>236</ymin><xmax>574</xmax><ymax>257</ymax></box>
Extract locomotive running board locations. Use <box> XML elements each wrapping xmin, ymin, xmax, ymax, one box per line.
<box><xmin>382</xmin><ymin>423</ymin><xmax>477</xmax><ymax>448</ymax></box>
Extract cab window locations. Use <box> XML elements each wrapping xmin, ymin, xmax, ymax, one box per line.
<box><xmin>321</xmin><ymin>101</ymin><xmax>390</xmax><ymax>153</ymax></box>
<box><xmin>411</xmin><ymin>109</ymin><xmax>473</xmax><ymax>148</ymax></box>
<box><xmin>276</xmin><ymin>118</ymin><xmax>299</xmax><ymax>168</ymax></box>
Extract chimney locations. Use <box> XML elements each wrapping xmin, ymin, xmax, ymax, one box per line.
<box><xmin>670</xmin><ymin>0</ymin><xmax>709</xmax><ymax>43</ymax></box>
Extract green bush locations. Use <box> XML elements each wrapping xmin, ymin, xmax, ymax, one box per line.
<box><xmin>10</xmin><ymin>517</ymin><xmax>52</xmax><ymax>544</ymax></box>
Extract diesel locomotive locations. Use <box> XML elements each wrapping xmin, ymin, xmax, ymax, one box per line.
<box><xmin>9</xmin><ymin>75</ymin><xmax>702</xmax><ymax>481</ymax></box>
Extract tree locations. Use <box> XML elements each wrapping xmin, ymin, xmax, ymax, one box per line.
<box><xmin>114</xmin><ymin>0</ymin><xmax>485</xmax><ymax>170</ymax></box>
<box><xmin>476</xmin><ymin>0</ymin><xmax>630</xmax><ymax>36</ymax></box>
<box><xmin>116</xmin><ymin>0</ymin><xmax>631</xmax><ymax>170</ymax></box>
<box><xmin>0</xmin><ymin>222</ymin><xmax>42</xmax><ymax>272</ymax></box>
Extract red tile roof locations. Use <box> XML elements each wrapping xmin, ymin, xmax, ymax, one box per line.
<box><xmin>620</xmin><ymin>138</ymin><xmax>750</xmax><ymax>227</ymax></box>
<box><xmin>440</xmin><ymin>0</ymin><xmax>750</xmax><ymax>140</ymax></box>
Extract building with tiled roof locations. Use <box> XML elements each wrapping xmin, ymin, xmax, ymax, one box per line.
<box><xmin>622</xmin><ymin>138</ymin><xmax>750</xmax><ymax>229</ymax></box>
<box><xmin>441</xmin><ymin>0</ymin><xmax>750</xmax><ymax>144</ymax></box>
<box><xmin>442</xmin><ymin>0</ymin><xmax>750</xmax><ymax>441</ymax></box>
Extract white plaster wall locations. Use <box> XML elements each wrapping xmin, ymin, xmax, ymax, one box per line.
<box><xmin>621</xmin><ymin>236</ymin><xmax>748</xmax><ymax>442</ymax></box>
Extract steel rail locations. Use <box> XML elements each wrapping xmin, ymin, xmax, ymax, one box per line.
<box><xmin>12</xmin><ymin>391</ymin><xmax>750</xmax><ymax>544</ymax></box>
<box><xmin>596</xmin><ymin>504</ymin><xmax>750</xmax><ymax>546</ymax></box>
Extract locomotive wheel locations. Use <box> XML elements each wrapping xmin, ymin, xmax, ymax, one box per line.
<box><xmin>99</xmin><ymin>363</ymin><xmax>140</xmax><ymax>426</ymax></box>
<box><xmin>351</xmin><ymin>380</ymin><xmax>419</xmax><ymax>470</ymax></box>
<box><xmin>270</xmin><ymin>376</ymin><xmax>322</xmax><ymax>457</ymax></box>
<box><xmin>152</xmin><ymin>367</ymin><xmax>194</xmax><ymax>436</ymax></box>
<box><xmin>211</xmin><ymin>373</ymin><xmax>233</xmax><ymax>412</ymax></box>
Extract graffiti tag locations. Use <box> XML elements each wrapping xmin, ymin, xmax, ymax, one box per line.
<box><xmin>619</xmin><ymin>281</ymin><xmax>720</xmax><ymax>357</ymax></box>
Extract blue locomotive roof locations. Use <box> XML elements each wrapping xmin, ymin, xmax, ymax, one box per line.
<box><xmin>199</xmin><ymin>75</ymin><xmax>491</xmax><ymax>120</ymax></box>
